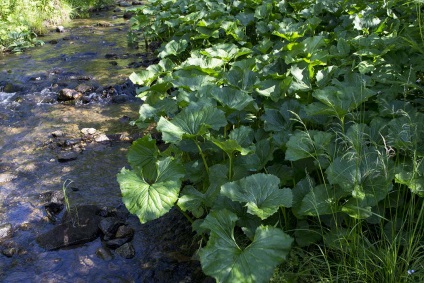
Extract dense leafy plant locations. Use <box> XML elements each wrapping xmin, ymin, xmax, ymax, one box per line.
<box><xmin>119</xmin><ymin>0</ymin><xmax>424</xmax><ymax>282</ymax></box>
<box><xmin>0</xmin><ymin>0</ymin><xmax>113</xmax><ymax>52</ymax></box>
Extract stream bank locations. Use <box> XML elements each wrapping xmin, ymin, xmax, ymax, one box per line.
<box><xmin>0</xmin><ymin>2</ymin><xmax>206</xmax><ymax>282</ymax></box>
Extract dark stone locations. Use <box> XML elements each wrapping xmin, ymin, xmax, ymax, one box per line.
<box><xmin>115</xmin><ymin>242</ymin><xmax>135</xmax><ymax>259</ymax></box>
<box><xmin>127</xmin><ymin>61</ymin><xmax>142</xmax><ymax>68</ymax></box>
<box><xmin>109</xmin><ymin>61</ymin><xmax>118</xmax><ymax>66</ymax></box>
<box><xmin>105</xmin><ymin>53</ymin><xmax>118</xmax><ymax>59</ymax></box>
<box><xmin>123</xmin><ymin>11</ymin><xmax>135</xmax><ymax>19</ymax></box>
<box><xmin>64</xmin><ymin>139</ymin><xmax>80</xmax><ymax>146</ymax></box>
<box><xmin>51</xmin><ymin>130</ymin><xmax>64</xmax><ymax>137</ymax></box>
<box><xmin>36</xmin><ymin>205</ymin><xmax>102</xmax><ymax>250</ymax></box>
<box><xmin>132</xmin><ymin>1</ymin><xmax>143</xmax><ymax>5</ymax></box>
<box><xmin>2</xmin><ymin>247</ymin><xmax>17</xmax><ymax>257</ymax></box>
<box><xmin>115</xmin><ymin>225</ymin><xmax>134</xmax><ymax>240</ymax></box>
<box><xmin>105</xmin><ymin>237</ymin><xmax>130</xmax><ymax>249</ymax></box>
<box><xmin>0</xmin><ymin>223</ymin><xmax>13</xmax><ymax>242</ymax></box>
<box><xmin>57</xmin><ymin>151</ymin><xmax>79</xmax><ymax>162</ymax></box>
<box><xmin>99</xmin><ymin>217</ymin><xmax>124</xmax><ymax>239</ymax></box>
<box><xmin>75</xmin><ymin>84</ymin><xmax>93</xmax><ymax>93</ymax></box>
<box><xmin>119</xmin><ymin>1</ymin><xmax>131</xmax><ymax>7</ymax></box>
<box><xmin>49</xmin><ymin>40</ymin><xmax>58</xmax><ymax>44</ymax></box>
<box><xmin>96</xmin><ymin>246</ymin><xmax>113</xmax><ymax>261</ymax></box>
<box><xmin>113</xmin><ymin>8</ymin><xmax>122</xmax><ymax>12</ymax></box>
<box><xmin>58</xmin><ymin>88</ymin><xmax>83</xmax><ymax>101</ymax></box>
<box><xmin>111</xmin><ymin>95</ymin><xmax>131</xmax><ymax>104</ymax></box>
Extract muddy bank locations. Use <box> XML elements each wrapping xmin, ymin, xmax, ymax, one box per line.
<box><xmin>0</xmin><ymin>2</ymin><xmax>207</xmax><ymax>282</ymax></box>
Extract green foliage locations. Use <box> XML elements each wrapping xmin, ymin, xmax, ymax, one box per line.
<box><xmin>0</xmin><ymin>0</ymin><xmax>112</xmax><ymax>52</ymax></box>
<box><xmin>119</xmin><ymin>0</ymin><xmax>424</xmax><ymax>282</ymax></box>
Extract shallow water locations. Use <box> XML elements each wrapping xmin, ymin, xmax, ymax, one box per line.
<box><xmin>0</xmin><ymin>4</ymin><xmax>202</xmax><ymax>282</ymax></box>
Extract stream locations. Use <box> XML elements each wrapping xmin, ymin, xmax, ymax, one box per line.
<box><xmin>0</xmin><ymin>2</ymin><xmax>204</xmax><ymax>282</ymax></box>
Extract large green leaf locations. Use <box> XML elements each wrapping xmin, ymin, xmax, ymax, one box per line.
<box><xmin>201</xmin><ymin>43</ymin><xmax>252</xmax><ymax>62</ymax></box>
<box><xmin>177</xmin><ymin>185</ymin><xmax>205</xmax><ymax>218</ymax></box>
<box><xmin>326</xmin><ymin>147</ymin><xmax>394</xmax><ymax>212</ymax></box>
<box><xmin>159</xmin><ymin>38</ymin><xmax>188</xmax><ymax>58</ymax></box>
<box><xmin>200</xmin><ymin>210</ymin><xmax>293</xmax><ymax>283</ymax></box>
<box><xmin>285</xmin><ymin>130</ymin><xmax>333</xmax><ymax>161</ymax></box>
<box><xmin>211</xmin><ymin>86</ymin><xmax>254</xmax><ymax>111</ymax></box>
<box><xmin>117</xmin><ymin>157</ymin><xmax>185</xmax><ymax>223</ymax></box>
<box><xmin>221</xmin><ymin>173</ymin><xmax>292</xmax><ymax>220</ymax></box>
<box><xmin>306</xmin><ymin>84</ymin><xmax>376</xmax><ymax>119</ymax></box>
<box><xmin>127</xmin><ymin>136</ymin><xmax>159</xmax><ymax>169</ymax></box>
<box><xmin>157</xmin><ymin>104</ymin><xmax>227</xmax><ymax>143</ymax></box>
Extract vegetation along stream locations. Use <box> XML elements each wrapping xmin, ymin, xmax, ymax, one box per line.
<box><xmin>0</xmin><ymin>1</ymin><xmax>206</xmax><ymax>282</ymax></box>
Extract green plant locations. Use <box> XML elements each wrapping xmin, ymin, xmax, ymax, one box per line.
<box><xmin>118</xmin><ymin>0</ymin><xmax>424</xmax><ymax>282</ymax></box>
<box><xmin>62</xmin><ymin>179</ymin><xmax>79</xmax><ymax>227</ymax></box>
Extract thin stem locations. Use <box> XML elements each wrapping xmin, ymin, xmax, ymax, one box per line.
<box><xmin>194</xmin><ymin>139</ymin><xmax>209</xmax><ymax>175</ymax></box>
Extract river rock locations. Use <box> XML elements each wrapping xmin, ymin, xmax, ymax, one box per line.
<box><xmin>105</xmin><ymin>53</ymin><xmax>118</xmax><ymax>59</ymax></box>
<box><xmin>95</xmin><ymin>134</ymin><xmax>110</xmax><ymax>142</ymax></box>
<box><xmin>115</xmin><ymin>225</ymin><xmax>134</xmax><ymax>240</ymax></box>
<box><xmin>105</xmin><ymin>237</ymin><xmax>130</xmax><ymax>249</ymax></box>
<box><xmin>41</xmin><ymin>190</ymin><xmax>65</xmax><ymax>221</ymax></box>
<box><xmin>58</xmin><ymin>88</ymin><xmax>83</xmax><ymax>101</ymax></box>
<box><xmin>119</xmin><ymin>1</ymin><xmax>131</xmax><ymax>7</ymax></box>
<box><xmin>115</xmin><ymin>242</ymin><xmax>135</xmax><ymax>259</ymax></box>
<box><xmin>2</xmin><ymin>247</ymin><xmax>18</xmax><ymax>258</ymax></box>
<box><xmin>0</xmin><ymin>173</ymin><xmax>17</xmax><ymax>184</ymax></box>
<box><xmin>57</xmin><ymin>151</ymin><xmax>79</xmax><ymax>162</ymax></box>
<box><xmin>96</xmin><ymin>246</ymin><xmax>113</xmax><ymax>261</ymax></box>
<box><xmin>56</xmin><ymin>26</ymin><xmax>65</xmax><ymax>33</ymax></box>
<box><xmin>75</xmin><ymin>84</ymin><xmax>93</xmax><ymax>93</ymax></box>
<box><xmin>99</xmin><ymin>217</ymin><xmax>124</xmax><ymax>240</ymax></box>
<box><xmin>81</xmin><ymin>128</ymin><xmax>97</xmax><ymax>135</ymax></box>
<box><xmin>123</xmin><ymin>11</ymin><xmax>135</xmax><ymax>19</ymax></box>
<box><xmin>0</xmin><ymin>223</ymin><xmax>13</xmax><ymax>242</ymax></box>
<box><xmin>51</xmin><ymin>130</ymin><xmax>65</xmax><ymax>137</ymax></box>
<box><xmin>36</xmin><ymin>205</ymin><xmax>102</xmax><ymax>250</ymax></box>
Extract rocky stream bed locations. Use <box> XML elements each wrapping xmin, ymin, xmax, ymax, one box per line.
<box><xmin>0</xmin><ymin>2</ymin><xmax>208</xmax><ymax>282</ymax></box>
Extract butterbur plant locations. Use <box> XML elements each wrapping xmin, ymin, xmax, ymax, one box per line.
<box><xmin>118</xmin><ymin>0</ymin><xmax>424</xmax><ymax>282</ymax></box>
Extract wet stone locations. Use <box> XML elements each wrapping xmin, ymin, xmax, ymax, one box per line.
<box><xmin>51</xmin><ymin>130</ymin><xmax>65</xmax><ymax>137</ymax></box>
<box><xmin>58</xmin><ymin>88</ymin><xmax>83</xmax><ymax>101</ymax></box>
<box><xmin>56</xmin><ymin>26</ymin><xmax>65</xmax><ymax>33</ymax></box>
<box><xmin>0</xmin><ymin>173</ymin><xmax>17</xmax><ymax>184</ymax></box>
<box><xmin>57</xmin><ymin>151</ymin><xmax>79</xmax><ymax>162</ymax></box>
<box><xmin>105</xmin><ymin>237</ymin><xmax>130</xmax><ymax>249</ymax></box>
<box><xmin>2</xmin><ymin>247</ymin><xmax>18</xmax><ymax>258</ymax></box>
<box><xmin>0</xmin><ymin>223</ymin><xmax>13</xmax><ymax>242</ymax></box>
<box><xmin>99</xmin><ymin>217</ymin><xmax>124</xmax><ymax>239</ymax></box>
<box><xmin>81</xmin><ymin>128</ymin><xmax>97</xmax><ymax>135</ymax></box>
<box><xmin>115</xmin><ymin>242</ymin><xmax>135</xmax><ymax>259</ymax></box>
<box><xmin>119</xmin><ymin>1</ymin><xmax>131</xmax><ymax>7</ymax></box>
<box><xmin>105</xmin><ymin>53</ymin><xmax>118</xmax><ymax>59</ymax></box>
<box><xmin>36</xmin><ymin>205</ymin><xmax>102</xmax><ymax>250</ymax></box>
<box><xmin>96</xmin><ymin>246</ymin><xmax>113</xmax><ymax>261</ymax></box>
<box><xmin>95</xmin><ymin>134</ymin><xmax>110</xmax><ymax>143</ymax></box>
<box><xmin>75</xmin><ymin>84</ymin><xmax>93</xmax><ymax>93</ymax></box>
<box><xmin>115</xmin><ymin>225</ymin><xmax>134</xmax><ymax>240</ymax></box>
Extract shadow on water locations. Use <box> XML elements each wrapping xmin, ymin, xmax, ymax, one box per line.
<box><xmin>0</xmin><ymin>3</ymin><xmax>205</xmax><ymax>282</ymax></box>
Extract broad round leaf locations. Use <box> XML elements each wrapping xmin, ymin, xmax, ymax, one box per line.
<box><xmin>221</xmin><ymin>173</ymin><xmax>293</xmax><ymax>220</ymax></box>
<box><xmin>200</xmin><ymin>209</ymin><xmax>293</xmax><ymax>283</ymax></box>
<box><xmin>117</xmin><ymin>157</ymin><xmax>185</xmax><ymax>223</ymax></box>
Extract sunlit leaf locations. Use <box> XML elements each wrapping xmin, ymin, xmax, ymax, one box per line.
<box><xmin>157</xmin><ymin>104</ymin><xmax>227</xmax><ymax>143</ymax></box>
<box><xmin>221</xmin><ymin>173</ymin><xmax>292</xmax><ymax>219</ymax></box>
<box><xmin>117</xmin><ymin>157</ymin><xmax>185</xmax><ymax>223</ymax></box>
<box><xmin>200</xmin><ymin>210</ymin><xmax>293</xmax><ymax>283</ymax></box>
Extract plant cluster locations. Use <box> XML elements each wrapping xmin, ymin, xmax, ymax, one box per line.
<box><xmin>118</xmin><ymin>0</ymin><xmax>424</xmax><ymax>282</ymax></box>
<box><xmin>0</xmin><ymin>0</ymin><xmax>113</xmax><ymax>52</ymax></box>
